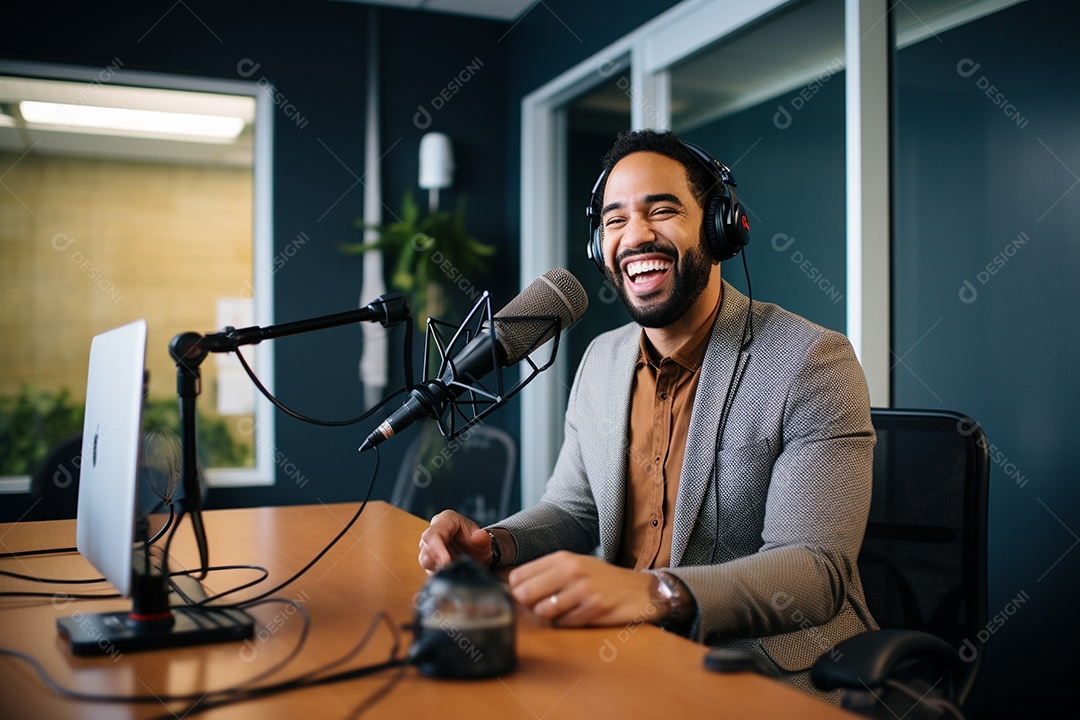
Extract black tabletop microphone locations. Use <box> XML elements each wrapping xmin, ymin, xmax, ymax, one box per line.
<box><xmin>359</xmin><ymin>268</ymin><xmax>588</xmax><ymax>452</ymax></box>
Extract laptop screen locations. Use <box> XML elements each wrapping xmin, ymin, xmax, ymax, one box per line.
<box><xmin>75</xmin><ymin>319</ymin><xmax>147</xmax><ymax>598</ymax></box>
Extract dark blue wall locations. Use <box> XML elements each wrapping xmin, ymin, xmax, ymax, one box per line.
<box><xmin>4</xmin><ymin>1</ymin><xmax>1074</xmax><ymax>713</ymax></box>
<box><xmin>894</xmin><ymin>0</ymin><xmax>1078</xmax><ymax>714</ymax></box>
<box><xmin>682</xmin><ymin>74</ymin><xmax>847</xmax><ymax>333</ymax></box>
<box><xmin>0</xmin><ymin>0</ymin><xmax>677</xmax><ymax>517</ymax></box>
<box><xmin>499</xmin><ymin>0</ymin><xmax>684</xmax><ymax>277</ymax></box>
<box><xmin>0</xmin><ymin>0</ymin><xmax>510</xmax><ymax>511</ymax></box>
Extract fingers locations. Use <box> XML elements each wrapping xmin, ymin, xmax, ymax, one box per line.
<box><xmin>533</xmin><ymin>584</ymin><xmax>603</xmax><ymax>626</ymax></box>
<box><xmin>507</xmin><ymin>552</ymin><xmax>655</xmax><ymax>628</ymax></box>
<box><xmin>417</xmin><ymin>510</ymin><xmax>491</xmax><ymax>573</ymax></box>
<box><xmin>508</xmin><ymin>552</ymin><xmax>597</xmax><ymax>626</ymax></box>
<box><xmin>417</xmin><ymin>511</ymin><xmax>467</xmax><ymax>571</ymax></box>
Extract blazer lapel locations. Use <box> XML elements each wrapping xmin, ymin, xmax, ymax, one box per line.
<box><xmin>595</xmin><ymin>326</ymin><xmax>639</xmax><ymax>563</ymax></box>
<box><xmin>670</xmin><ymin>281</ymin><xmax>751</xmax><ymax>566</ymax></box>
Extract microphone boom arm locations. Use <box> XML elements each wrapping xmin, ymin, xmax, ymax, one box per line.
<box><xmin>168</xmin><ymin>292</ymin><xmax>410</xmax><ymax>576</ymax></box>
<box><xmin>199</xmin><ymin>293</ymin><xmax>409</xmax><ymax>353</ymax></box>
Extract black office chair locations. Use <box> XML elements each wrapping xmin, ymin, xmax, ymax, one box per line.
<box><xmin>28</xmin><ymin>426</ymin><xmax>184</xmax><ymax>522</ymax></box>
<box><xmin>391</xmin><ymin>424</ymin><xmax>516</xmax><ymax>527</ymax></box>
<box><xmin>812</xmin><ymin>408</ymin><xmax>989</xmax><ymax>719</ymax></box>
<box><xmin>27</xmin><ymin>432</ymin><xmax>84</xmax><ymax>521</ymax></box>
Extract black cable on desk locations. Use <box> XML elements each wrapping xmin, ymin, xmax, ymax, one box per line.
<box><xmin>192</xmin><ymin>446</ymin><xmax>382</xmax><ymax>609</ymax></box>
<box><xmin>0</xmin><ymin>589</ymin><xmax>120</xmax><ymax>600</ymax></box>
<box><xmin>156</xmin><ymin>611</ymin><xmax>406</xmax><ymax>719</ymax></box>
<box><xmin>166</xmin><ymin>564</ymin><xmax>270</xmax><ymax>606</ymax></box>
<box><xmin>0</xmin><ymin>444</ymin><xmax>406</xmax><ymax>713</ymax></box>
<box><xmin>0</xmin><ymin>505</ymin><xmax>175</xmax><ymax>583</ymax></box>
<box><xmin>0</xmin><ymin>569</ymin><xmax>106</xmax><ymax>584</ymax></box>
<box><xmin>0</xmin><ymin>546</ymin><xmax>77</xmax><ymax>560</ymax></box>
<box><xmin>0</xmin><ymin>564</ymin><xmax>269</xmax><ymax>602</ymax></box>
<box><xmin>3</xmin><ymin>447</ymin><xmax>380</xmax><ymax>607</ymax></box>
<box><xmin>0</xmin><ymin>606</ymin><xmax>407</xmax><ymax>712</ymax></box>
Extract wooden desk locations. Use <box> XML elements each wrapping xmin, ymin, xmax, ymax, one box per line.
<box><xmin>0</xmin><ymin>502</ymin><xmax>852</xmax><ymax>719</ymax></box>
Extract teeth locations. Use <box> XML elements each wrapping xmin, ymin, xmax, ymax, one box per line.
<box><xmin>626</xmin><ymin>259</ymin><xmax>671</xmax><ymax>278</ymax></box>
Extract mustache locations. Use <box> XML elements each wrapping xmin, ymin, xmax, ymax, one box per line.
<box><xmin>614</xmin><ymin>242</ymin><xmax>678</xmax><ymax>267</ymax></box>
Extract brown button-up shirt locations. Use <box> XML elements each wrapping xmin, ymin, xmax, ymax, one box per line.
<box><xmin>616</xmin><ymin>292</ymin><xmax>721</xmax><ymax>570</ymax></box>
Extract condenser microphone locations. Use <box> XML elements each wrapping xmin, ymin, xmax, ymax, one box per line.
<box><xmin>359</xmin><ymin>268</ymin><xmax>588</xmax><ymax>452</ymax></box>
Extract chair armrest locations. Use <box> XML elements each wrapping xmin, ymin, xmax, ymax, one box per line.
<box><xmin>811</xmin><ymin>629</ymin><xmax>960</xmax><ymax>691</ymax></box>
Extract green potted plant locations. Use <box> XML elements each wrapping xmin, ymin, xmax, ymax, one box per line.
<box><xmin>342</xmin><ymin>191</ymin><xmax>498</xmax><ymax>471</ymax></box>
<box><xmin>341</xmin><ymin>191</ymin><xmax>496</xmax><ymax>329</ymax></box>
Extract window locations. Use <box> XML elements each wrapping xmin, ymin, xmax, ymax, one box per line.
<box><xmin>0</xmin><ymin>61</ymin><xmax>275</xmax><ymax>495</ymax></box>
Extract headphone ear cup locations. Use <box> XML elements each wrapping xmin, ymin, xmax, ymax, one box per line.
<box><xmin>703</xmin><ymin>195</ymin><xmax>724</xmax><ymax>262</ymax></box>
<box><xmin>586</xmin><ymin>167</ymin><xmax>609</xmax><ymax>275</ymax></box>
<box><xmin>709</xmin><ymin>191</ymin><xmax>750</xmax><ymax>262</ymax></box>
<box><xmin>588</xmin><ymin>221</ymin><xmax>605</xmax><ymax>274</ymax></box>
<box><xmin>730</xmin><ymin>200</ymin><xmax>751</xmax><ymax>253</ymax></box>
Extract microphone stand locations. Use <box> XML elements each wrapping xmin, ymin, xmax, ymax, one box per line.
<box><xmin>56</xmin><ymin>295</ymin><xmax>410</xmax><ymax>656</ymax></box>
<box><xmin>167</xmin><ymin>293</ymin><xmax>409</xmax><ymax>577</ymax></box>
<box><xmin>422</xmin><ymin>292</ymin><xmax>562</xmax><ymax>441</ymax></box>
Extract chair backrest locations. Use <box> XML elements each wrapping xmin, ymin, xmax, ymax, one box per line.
<box><xmin>391</xmin><ymin>424</ymin><xmax>516</xmax><ymax>527</ymax></box>
<box><xmin>861</xmin><ymin>408</ymin><xmax>989</xmax><ymax>700</ymax></box>
<box><xmin>29</xmin><ymin>432</ymin><xmax>83</xmax><ymax>521</ymax></box>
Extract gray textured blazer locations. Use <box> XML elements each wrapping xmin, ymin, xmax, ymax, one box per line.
<box><xmin>497</xmin><ymin>281</ymin><xmax>878</xmax><ymax>673</ymax></box>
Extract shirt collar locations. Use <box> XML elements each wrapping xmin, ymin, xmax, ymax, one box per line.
<box><xmin>635</xmin><ymin>287</ymin><xmax>722</xmax><ymax>372</ymax></box>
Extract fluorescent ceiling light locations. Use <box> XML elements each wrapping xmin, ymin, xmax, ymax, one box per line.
<box><xmin>19</xmin><ymin>100</ymin><xmax>246</xmax><ymax>141</ymax></box>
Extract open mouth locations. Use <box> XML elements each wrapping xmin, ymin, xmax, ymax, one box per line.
<box><xmin>624</xmin><ymin>257</ymin><xmax>673</xmax><ymax>288</ymax></box>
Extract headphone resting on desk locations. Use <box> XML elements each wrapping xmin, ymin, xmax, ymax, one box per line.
<box><xmin>585</xmin><ymin>140</ymin><xmax>751</xmax><ymax>274</ymax></box>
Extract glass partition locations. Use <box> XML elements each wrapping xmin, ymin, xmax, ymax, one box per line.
<box><xmin>562</xmin><ymin>75</ymin><xmax>632</xmax><ymax>375</ymax></box>
<box><xmin>669</xmin><ymin>0</ymin><xmax>847</xmax><ymax>332</ymax></box>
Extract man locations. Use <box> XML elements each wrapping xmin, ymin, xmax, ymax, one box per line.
<box><xmin>418</xmin><ymin>129</ymin><xmax>876</xmax><ymax>699</ymax></box>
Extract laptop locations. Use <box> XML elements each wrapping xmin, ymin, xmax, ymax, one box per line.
<box><xmin>74</xmin><ymin>318</ymin><xmax>147</xmax><ymax>599</ymax></box>
<box><xmin>59</xmin><ymin>318</ymin><xmax>254</xmax><ymax>655</ymax></box>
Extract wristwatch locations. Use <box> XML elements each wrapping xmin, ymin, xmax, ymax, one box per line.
<box><xmin>653</xmin><ymin>571</ymin><xmax>693</xmax><ymax>630</ymax></box>
<box><xmin>485</xmin><ymin>529</ymin><xmax>501</xmax><ymax>572</ymax></box>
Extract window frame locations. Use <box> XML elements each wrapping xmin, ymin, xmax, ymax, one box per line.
<box><xmin>0</xmin><ymin>59</ymin><xmax>277</xmax><ymax>494</ymax></box>
<box><xmin>517</xmin><ymin>0</ymin><xmax>890</xmax><ymax>506</ymax></box>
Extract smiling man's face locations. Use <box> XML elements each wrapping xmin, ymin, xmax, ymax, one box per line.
<box><xmin>600</xmin><ymin>151</ymin><xmax>714</xmax><ymax>329</ymax></box>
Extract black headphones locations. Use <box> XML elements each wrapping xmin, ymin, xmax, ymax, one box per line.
<box><xmin>585</xmin><ymin>141</ymin><xmax>750</xmax><ymax>275</ymax></box>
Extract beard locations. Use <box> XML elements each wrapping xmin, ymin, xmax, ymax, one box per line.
<box><xmin>609</xmin><ymin>236</ymin><xmax>713</xmax><ymax>329</ymax></box>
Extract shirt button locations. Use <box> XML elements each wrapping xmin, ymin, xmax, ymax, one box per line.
<box><xmin>651</xmin><ymin>519</ymin><xmax>659</xmax><ymax>527</ymax></box>
<box><xmin>659</xmin><ymin>392</ymin><xmax>668</xmax><ymax>400</ymax></box>
<box><xmin>654</xmin><ymin>456</ymin><xmax>661</xmax><ymax>463</ymax></box>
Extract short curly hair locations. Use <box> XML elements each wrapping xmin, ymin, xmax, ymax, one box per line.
<box><xmin>596</xmin><ymin>129</ymin><xmax>717</xmax><ymax>210</ymax></box>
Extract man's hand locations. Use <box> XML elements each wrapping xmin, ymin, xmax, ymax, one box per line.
<box><xmin>507</xmin><ymin>551</ymin><xmax>662</xmax><ymax>627</ymax></box>
<box><xmin>418</xmin><ymin>510</ymin><xmax>492</xmax><ymax>574</ymax></box>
